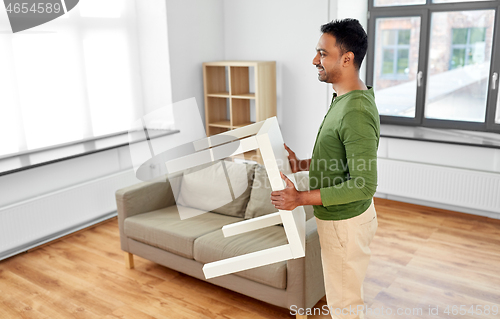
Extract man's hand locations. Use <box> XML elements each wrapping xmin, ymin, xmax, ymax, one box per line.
<box><xmin>284</xmin><ymin>143</ymin><xmax>300</xmax><ymax>173</ymax></box>
<box><xmin>271</xmin><ymin>172</ymin><xmax>301</xmax><ymax>211</ymax></box>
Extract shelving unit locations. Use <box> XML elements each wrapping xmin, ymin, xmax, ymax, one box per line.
<box><xmin>203</xmin><ymin>61</ymin><xmax>276</xmax><ymax>134</ymax></box>
<box><xmin>203</xmin><ymin>61</ymin><xmax>276</xmax><ymax>163</ymax></box>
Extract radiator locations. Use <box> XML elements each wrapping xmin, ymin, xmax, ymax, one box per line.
<box><xmin>0</xmin><ymin>170</ymin><xmax>139</xmax><ymax>261</ymax></box>
<box><xmin>378</xmin><ymin>158</ymin><xmax>500</xmax><ymax>215</ymax></box>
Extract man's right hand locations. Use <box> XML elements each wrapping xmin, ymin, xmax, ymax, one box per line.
<box><xmin>284</xmin><ymin>143</ymin><xmax>300</xmax><ymax>173</ymax></box>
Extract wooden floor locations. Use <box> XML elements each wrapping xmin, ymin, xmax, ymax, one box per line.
<box><xmin>1</xmin><ymin>198</ymin><xmax>499</xmax><ymax>318</ymax></box>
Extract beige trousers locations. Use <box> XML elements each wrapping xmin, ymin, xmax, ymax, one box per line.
<box><xmin>316</xmin><ymin>200</ymin><xmax>378</xmax><ymax>319</ymax></box>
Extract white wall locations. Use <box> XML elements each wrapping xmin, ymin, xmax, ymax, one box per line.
<box><xmin>223</xmin><ymin>0</ymin><xmax>330</xmax><ymax>159</ymax></box>
<box><xmin>135</xmin><ymin>0</ymin><xmax>173</xmax><ymax>115</ymax></box>
<box><xmin>328</xmin><ymin>0</ymin><xmax>368</xmax><ymax>98</ymax></box>
<box><xmin>166</xmin><ymin>0</ymin><xmax>225</xmax><ymax>121</ymax></box>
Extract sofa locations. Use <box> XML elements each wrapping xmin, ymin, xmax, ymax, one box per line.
<box><xmin>116</xmin><ymin>160</ymin><xmax>325</xmax><ymax>318</ymax></box>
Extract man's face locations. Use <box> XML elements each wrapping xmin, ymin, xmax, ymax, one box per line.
<box><xmin>312</xmin><ymin>33</ymin><xmax>343</xmax><ymax>84</ymax></box>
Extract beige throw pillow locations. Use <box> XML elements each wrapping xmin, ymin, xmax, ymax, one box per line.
<box><xmin>244</xmin><ymin>165</ymin><xmax>315</xmax><ymax>220</ymax></box>
<box><xmin>244</xmin><ymin>165</ymin><xmax>278</xmax><ymax>219</ymax></box>
<box><xmin>177</xmin><ymin>160</ymin><xmax>256</xmax><ymax>218</ymax></box>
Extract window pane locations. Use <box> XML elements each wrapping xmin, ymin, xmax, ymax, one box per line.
<box><xmin>425</xmin><ymin>10</ymin><xmax>495</xmax><ymax>123</ymax></box>
<box><xmin>398</xmin><ymin>29</ymin><xmax>411</xmax><ymax>45</ymax></box>
<box><xmin>470</xmin><ymin>27</ymin><xmax>486</xmax><ymax>44</ymax></box>
<box><xmin>451</xmin><ymin>48</ymin><xmax>466</xmax><ymax>69</ymax></box>
<box><xmin>373</xmin><ymin>17</ymin><xmax>421</xmax><ymax>118</ymax></box>
<box><xmin>83</xmin><ymin>30</ymin><xmax>135</xmax><ymax>136</ymax></box>
<box><xmin>0</xmin><ymin>36</ymin><xmax>20</xmax><ymax>156</ymax></box>
<box><xmin>433</xmin><ymin>0</ymin><xmax>495</xmax><ymax>3</ymax></box>
<box><xmin>12</xmin><ymin>31</ymin><xmax>87</xmax><ymax>150</ymax></box>
<box><xmin>452</xmin><ymin>28</ymin><xmax>468</xmax><ymax>45</ymax></box>
<box><xmin>382</xmin><ymin>30</ymin><xmax>397</xmax><ymax>45</ymax></box>
<box><xmin>374</xmin><ymin>0</ymin><xmax>426</xmax><ymax>7</ymax></box>
<box><xmin>397</xmin><ymin>49</ymin><xmax>409</xmax><ymax>74</ymax></box>
<box><xmin>382</xmin><ymin>49</ymin><xmax>395</xmax><ymax>74</ymax></box>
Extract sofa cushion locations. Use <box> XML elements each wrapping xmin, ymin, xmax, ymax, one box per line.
<box><xmin>244</xmin><ymin>166</ymin><xmax>315</xmax><ymax>220</ymax></box>
<box><xmin>193</xmin><ymin>226</ymin><xmax>288</xmax><ymax>289</ymax></box>
<box><xmin>124</xmin><ymin>206</ymin><xmax>243</xmax><ymax>259</ymax></box>
<box><xmin>176</xmin><ymin>160</ymin><xmax>256</xmax><ymax>218</ymax></box>
<box><xmin>243</xmin><ymin>165</ymin><xmax>277</xmax><ymax>219</ymax></box>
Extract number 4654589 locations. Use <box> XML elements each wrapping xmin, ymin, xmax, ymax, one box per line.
<box><xmin>6</xmin><ymin>2</ymin><xmax>62</xmax><ymax>14</ymax></box>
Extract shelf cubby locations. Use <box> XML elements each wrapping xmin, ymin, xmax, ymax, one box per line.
<box><xmin>208</xmin><ymin>120</ymin><xmax>231</xmax><ymax>128</ymax></box>
<box><xmin>204</xmin><ymin>65</ymin><xmax>228</xmax><ymax>95</ymax></box>
<box><xmin>231</xmin><ymin>98</ymin><xmax>251</xmax><ymax>127</ymax></box>
<box><xmin>206</xmin><ymin>97</ymin><xmax>229</xmax><ymax>127</ymax></box>
<box><xmin>203</xmin><ymin>61</ymin><xmax>276</xmax><ymax>164</ymax></box>
<box><xmin>208</xmin><ymin>126</ymin><xmax>230</xmax><ymax>136</ymax></box>
<box><xmin>230</xmin><ymin>66</ymin><xmax>253</xmax><ymax>96</ymax></box>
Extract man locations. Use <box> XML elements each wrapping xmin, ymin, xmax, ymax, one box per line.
<box><xmin>271</xmin><ymin>19</ymin><xmax>380</xmax><ymax>319</ymax></box>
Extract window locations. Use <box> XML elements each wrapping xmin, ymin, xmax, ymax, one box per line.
<box><xmin>373</xmin><ymin>17</ymin><xmax>421</xmax><ymax>118</ymax></box>
<box><xmin>0</xmin><ymin>0</ymin><xmax>145</xmax><ymax>157</ymax></box>
<box><xmin>367</xmin><ymin>0</ymin><xmax>500</xmax><ymax>132</ymax></box>
<box><xmin>450</xmin><ymin>27</ymin><xmax>487</xmax><ymax>70</ymax></box>
<box><xmin>381</xmin><ymin>29</ymin><xmax>411</xmax><ymax>77</ymax></box>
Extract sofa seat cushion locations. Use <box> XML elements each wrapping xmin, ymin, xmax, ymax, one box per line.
<box><xmin>193</xmin><ymin>226</ymin><xmax>288</xmax><ymax>289</ymax></box>
<box><xmin>124</xmin><ymin>206</ymin><xmax>243</xmax><ymax>259</ymax></box>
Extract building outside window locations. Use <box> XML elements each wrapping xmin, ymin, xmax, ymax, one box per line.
<box><xmin>381</xmin><ymin>29</ymin><xmax>411</xmax><ymax>78</ymax></box>
<box><xmin>450</xmin><ymin>27</ymin><xmax>486</xmax><ymax>70</ymax></box>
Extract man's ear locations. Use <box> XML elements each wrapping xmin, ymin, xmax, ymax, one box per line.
<box><xmin>342</xmin><ymin>52</ymin><xmax>355</xmax><ymax>67</ymax></box>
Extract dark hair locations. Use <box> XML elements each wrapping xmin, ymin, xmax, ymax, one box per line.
<box><xmin>320</xmin><ymin>19</ymin><xmax>368</xmax><ymax>70</ymax></box>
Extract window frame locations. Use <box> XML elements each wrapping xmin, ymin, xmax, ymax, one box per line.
<box><xmin>366</xmin><ymin>0</ymin><xmax>500</xmax><ymax>133</ymax></box>
<box><xmin>366</xmin><ymin>9</ymin><xmax>429</xmax><ymax>125</ymax></box>
<box><xmin>486</xmin><ymin>6</ymin><xmax>500</xmax><ymax>131</ymax></box>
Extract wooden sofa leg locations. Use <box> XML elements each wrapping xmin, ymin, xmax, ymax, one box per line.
<box><xmin>124</xmin><ymin>252</ymin><xmax>134</xmax><ymax>269</ymax></box>
<box><xmin>296</xmin><ymin>314</ymin><xmax>307</xmax><ymax>319</ymax></box>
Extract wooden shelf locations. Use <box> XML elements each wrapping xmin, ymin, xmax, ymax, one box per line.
<box><xmin>208</xmin><ymin>121</ymin><xmax>231</xmax><ymax>128</ymax></box>
<box><xmin>207</xmin><ymin>92</ymin><xmax>230</xmax><ymax>98</ymax></box>
<box><xmin>206</xmin><ymin>93</ymin><xmax>254</xmax><ymax>99</ymax></box>
<box><xmin>204</xmin><ymin>61</ymin><xmax>272</xmax><ymax>67</ymax></box>
<box><xmin>233</xmin><ymin>122</ymin><xmax>255</xmax><ymax>128</ymax></box>
<box><xmin>232</xmin><ymin>93</ymin><xmax>255</xmax><ymax>99</ymax></box>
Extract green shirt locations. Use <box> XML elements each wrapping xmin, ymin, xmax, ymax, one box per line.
<box><xmin>310</xmin><ymin>87</ymin><xmax>380</xmax><ymax>221</ymax></box>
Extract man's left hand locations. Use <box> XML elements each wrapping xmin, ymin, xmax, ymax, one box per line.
<box><xmin>271</xmin><ymin>172</ymin><xmax>301</xmax><ymax>211</ymax></box>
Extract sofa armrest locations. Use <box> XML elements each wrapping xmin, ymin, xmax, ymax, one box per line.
<box><xmin>286</xmin><ymin>217</ymin><xmax>325</xmax><ymax>310</ymax></box>
<box><xmin>303</xmin><ymin>218</ymin><xmax>325</xmax><ymax>307</ymax></box>
<box><xmin>116</xmin><ymin>175</ymin><xmax>176</xmax><ymax>251</ymax></box>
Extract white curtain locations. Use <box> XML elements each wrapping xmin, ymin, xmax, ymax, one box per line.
<box><xmin>0</xmin><ymin>0</ymin><xmax>145</xmax><ymax>156</ymax></box>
